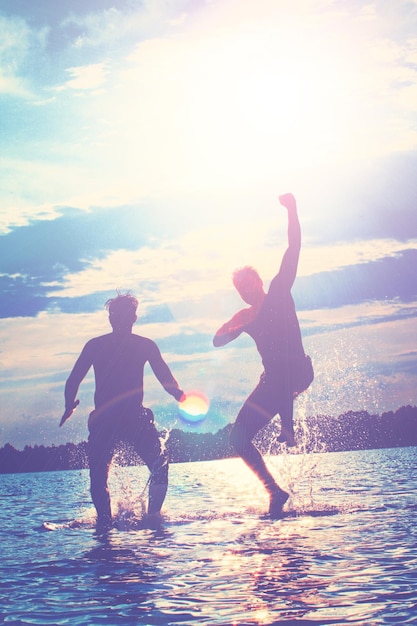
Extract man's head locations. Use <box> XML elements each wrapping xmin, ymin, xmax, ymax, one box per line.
<box><xmin>232</xmin><ymin>266</ymin><xmax>265</xmax><ymax>305</ymax></box>
<box><xmin>105</xmin><ymin>292</ymin><xmax>138</xmax><ymax>331</ymax></box>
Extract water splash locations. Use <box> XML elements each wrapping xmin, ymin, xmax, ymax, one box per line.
<box><xmin>108</xmin><ymin>426</ymin><xmax>172</xmax><ymax>527</ymax></box>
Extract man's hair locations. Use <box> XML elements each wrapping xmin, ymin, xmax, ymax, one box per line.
<box><xmin>232</xmin><ymin>266</ymin><xmax>262</xmax><ymax>291</ymax></box>
<box><xmin>105</xmin><ymin>291</ymin><xmax>138</xmax><ymax>321</ymax></box>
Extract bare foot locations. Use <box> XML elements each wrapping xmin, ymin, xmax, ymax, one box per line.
<box><xmin>95</xmin><ymin>515</ymin><xmax>113</xmax><ymax>534</ymax></box>
<box><xmin>142</xmin><ymin>512</ymin><xmax>164</xmax><ymax>530</ymax></box>
<box><xmin>269</xmin><ymin>489</ymin><xmax>289</xmax><ymax>519</ymax></box>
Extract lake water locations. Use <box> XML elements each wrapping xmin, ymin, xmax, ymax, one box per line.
<box><xmin>1</xmin><ymin>446</ymin><xmax>417</xmax><ymax>625</ymax></box>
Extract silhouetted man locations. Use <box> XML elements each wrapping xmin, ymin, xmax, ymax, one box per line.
<box><xmin>61</xmin><ymin>292</ymin><xmax>185</xmax><ymax>531</ymax></box>
<box><xmin>213</xmin><ymin>193</ymin><xmax>313</xmax><ymax>518</ymax></box>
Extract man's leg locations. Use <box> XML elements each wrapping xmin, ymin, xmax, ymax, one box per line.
<box><xmin>87</xmin><ymin>427</ymin><xmax>113</xmax><ymax>530</ymax></box>
<box><xmin>133</xmin><ymin>408</ymin><xmax>169</xmax><ymax>516</ymax></box>
<box><xmin>230</xmin><ymin>413</ymin><xmax>283</xmax><ymax>495</ymax></box>
<box><xmin>230</xmin><ymin>381</ymin><xmax>289</xmax><ymax>518</ymax></box>
<box><xmin>147</xmin><ymin>453</ymin><xmax>169</xmax><ymax>515</ymax></box>
<box><xmin>277</xmin><ymin>394</ymin><xmax>295</xmax><ymax>446</ymax></box>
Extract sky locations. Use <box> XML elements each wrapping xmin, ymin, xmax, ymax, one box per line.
<box><xmin>0</xmin><ymin>0</ymin><xmax>416</xmax><ymax>449</ymax></box>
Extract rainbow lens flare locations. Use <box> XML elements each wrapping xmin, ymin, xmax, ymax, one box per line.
<box><xmin>179</xmin><ymin>391</ymin><xmax>210</xmax><ymax>424</ymax></box>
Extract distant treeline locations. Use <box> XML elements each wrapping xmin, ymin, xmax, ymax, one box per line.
<box><xmin>1</xmin><ymin>405</ymin><xmax>416</xmax><ymax>475</ymax></box>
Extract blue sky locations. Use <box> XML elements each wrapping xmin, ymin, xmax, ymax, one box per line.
<box><xmin>1</xmin><ymin>0</ymin><xmax>416</xmax><ymax>449</ymax></box>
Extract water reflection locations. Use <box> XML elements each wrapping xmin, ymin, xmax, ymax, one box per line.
<box><xmin>82</xmin><ymin>529</ymin><xmax>173</xmax><ymax>623</ymax></box>
<box><xmin>220</xmin><ymin>522</ymin><xmax>331</xmax><ymax>624</ymax></box>
<box><xmin>2</xmin><ymin>449</ymin><xmax>416</xmax><ymax>625</ymax></box>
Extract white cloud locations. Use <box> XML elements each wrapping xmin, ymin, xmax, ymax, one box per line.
<box><xmin>0</xmin><ymin>312</ymin><xmax>101</xmax><ymax>382</ymax></box>
<box><xmin>0</xmin><ymin>70</ymin><xmax>29</xmax><ymax>97</ymax></box>
<box><xmin>48</xmin><ymin>221</ymin><xmax>275</xmax><ymax>301</ymax></box>
<box><xmin>52</xmin><ymin>226</ymin><xmax>417</xmax><ymax>309</ymax></box>
<box><xmin>70</xmin><ymin>7</ymin><xmax>127</xmax><ymax>49</ymax></box>
<box><xmin>300</xmin><ymin>300</ymin><xmax>417</xmax><ymax>334</ymax></box>
<box><xmin>1</xmin><ymin>293</ymin><xmax>416</xmax><ymax>448</ymax></box>
<box><xmin>59</xmin><ymin>63</ymin><xmax>109</xmax><ymax>91</ymax></box>
<box><xmin>0</xmin><ymin>157</ymin><xmax>99</xmax><ymax>234</ymax></box>
<box><xmin>299</xmin><ymin>239</ymin><xmax>417</xmax><ymax>277</ymax></box>
<box><xmin>62</xmin><ymin>0</ymin><xmax>417</xmax><ymax>201</ymax></box>
<box><xmin>1</xmin><ymin>0</ymin><xmax>417</xmax><ymax>447</ymax></box>
<box><xmin>2</xmin><ymin>0</ymin><xmax>417</xmax><ymax>227</ymax></box>
<box><xmin>65</xmin><ymin>1</ymin><xmax>189</xmax><ymax>50</ymax></box>
<box><xmin>0</xmin><ymin>15</ymin><xmax>44</xmax><ymax>97</ymax></box>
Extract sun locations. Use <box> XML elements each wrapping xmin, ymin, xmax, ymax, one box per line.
<box><xmin>102</xmin><ymin>10</ymin><xmax>364</xmax><ymax>201</ymax></box>
<box><xmin>172</xmin><ymin>19</ymin><xmax>358</xmax><ymax>190</ymax></box>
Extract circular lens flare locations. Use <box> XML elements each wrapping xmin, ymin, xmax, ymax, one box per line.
<box><xmin>179</xmin><ymin>391</ymin><xmax>210</xmax><ymax>424</ymax></box>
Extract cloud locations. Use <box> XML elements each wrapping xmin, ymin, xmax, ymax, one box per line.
<box><xmin>1</xmin><ymin>191</ymin><xmax>416</xmax><ymax>324</ymax></box>
<box><xmin>345</xmin><ymin>153</ymin><xmax>417</xmax><ymax>241</ymax></box>
<box><xmin>59</xmin><ymin>62</ymin><xmax>109</xmax><ymax>91</ymax></box>
<box><xmin>64</xmin><ymin>6</ymin><xmax>129</xmax><ymax>49</ymax></box>
<box><xmin>0</xmin><ymin>14</ymin><xmax>46</xmax><ymax>97</ymax></box>
<box><xmin>1</xmin><ymin>0</ymin><xmax>417</xmax><ymax>448</ymax></box>
<box><xmin>294</xmin><ymin>151</ymin><xmax>417</xmax><ymax>247</ymax></box>
<box><xmin>61</xmin><ymin>1</ymin><xmax>194</xmax><ymax>50</ymax></box>
<box><xmin>293</xmin><ymin>249</ymin><xmax>417</xmax><ymax>311</ymax></box>
<box><xmin>2</xmin><ymin>0</ymin><xmax>417</xmax><ymax>229</ymax></box>
<box><xmin>0</xmin><ymin>206</ymin><xmax>152</xmax><ymax>317</ymax></box>
<box><xmin>0</xmin><ymin>71</ymin><xmax>29</xmax><ymax>98</ymax></box>
<box><xmin>0</xmin><ymin>204</ymin><xmax>172</xmax><ymax>307</ymax></box>
<box><xmin>11</xmin><ymin>0</ymin><xmax>412</xmax><ymax>213</ymax></box>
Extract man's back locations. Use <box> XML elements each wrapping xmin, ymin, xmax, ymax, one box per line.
<box><xmin>83</xmin><ymin>332</ymin><xmax>156</xmax><ymax>410</ymax></box>
<box><xmin>61</xmin><ymin>292</ymin><xmax>186</xmax><ymax>526</ymax></box>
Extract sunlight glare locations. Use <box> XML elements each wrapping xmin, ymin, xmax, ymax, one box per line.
<box><xmin>99</xmin><ymin>11</ymin><xmax>370</xmax><ymax>201</ymax></box>
<box><xmin>179</xmin><ymin>391</ymin><xmax>210</xmax><ymax>423</ymax></box>
<box><xmin>176</xmin><ymin>21</ymin><xmax>359</xmax><ymax>188</ymax></box>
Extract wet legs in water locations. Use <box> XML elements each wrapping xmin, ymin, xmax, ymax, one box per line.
<box><xmin>89</xmin><ymin>453</ymin><xmax>168</xmax><ymax>529</ymax></box>
<box><xmin>276</xmin><ymin>395</ymin><xmax>296</xmax><ymax>447</ymax></box>
<box><xmin>147</xmin><ymin>454</ymin><xmax>169</xmax><ymax>516</ymax></box>
<box><xmin>89</xmin><ymin>460</ymin><xmax>113</xmax><ymax>531</ymax></box>
<box><xmin>230</xmin><ymin>421</ymin><xmax>288</xmax><ymax>518</ymax></box>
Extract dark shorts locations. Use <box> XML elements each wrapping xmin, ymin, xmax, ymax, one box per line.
<box><xmin>88</xmin><ymin>405</ymin><xmax>164</xmax><ymax>472</ymax></box>
<box><xmin>234</xmin><ymin>372</ymin><xmax>293</xmax><ymax>441</ymax></box>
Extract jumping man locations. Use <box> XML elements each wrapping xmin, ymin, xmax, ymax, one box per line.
<box><xmin>213</xmin><ymin>193</ymin><xmax>313</xmax><ymax>518</ymax></box>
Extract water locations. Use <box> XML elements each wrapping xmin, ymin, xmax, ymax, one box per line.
<box><xmin>1</xmin><ymin>447</ymin><xmax>417</xmax><ymax>625</ymax></box>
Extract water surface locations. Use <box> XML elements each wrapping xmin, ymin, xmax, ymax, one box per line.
<box><xmin>1</xmin><ymin>447</ymin><xmax>417</xmax><ymax>624</ymax></box>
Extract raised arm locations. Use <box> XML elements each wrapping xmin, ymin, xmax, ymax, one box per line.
<box><xmin>272</xmin><ymin>193</ymin><xmax>301</xmax><ymax>290</ymax></box>
<box><xmin>148</xmin><ymin>342</ymin><xmax>185</xmax><ymax>401</ymax></box>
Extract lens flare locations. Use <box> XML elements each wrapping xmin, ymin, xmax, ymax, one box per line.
<box><xmin>179</xmin><ymin>391</ymin><xmax>210</xmax><ymax>424</ymax></box>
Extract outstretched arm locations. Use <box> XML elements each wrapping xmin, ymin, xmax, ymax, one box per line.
<box><xmin>213</xmin><ymin>307</ymin><xmax>256</xmax><ymax>347</ymax></box>
<box><xmin>272</xmin><ymin>193</ymin><xmax>301</xmax><ymax>290</ymax></box>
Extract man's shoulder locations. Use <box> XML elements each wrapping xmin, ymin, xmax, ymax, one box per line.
<box><xmin>130</xmin><ymin>333</ymin><xmax>160</xmax><ymax>356</ymax></box>
<box><xmin>85</xmin><ymin>332</ymin><xmax>157</xmax><ymax>352</ymax></box>
<box><xmin>131</xmin><ymin>333</ymin><xmax>155</xmax><ymax>345</ymax></box>
<box><xmin>80</xmin><ymin>333</ymin><xmax>110</xmax><ymax>351</ymax></box>
<box><xmin>86</xmin><ymin>333</ymin><xmax>113</xmax><ymax>345</ymax></box>
<box><xmin>89</xmin><ymin>332</ymin><xmax>153</xmax><ymax>343</ymax></box>
<box><xmin>266</xmin><ymin>273</ymin><xmax>293</xmax><ymax>297</ymax></box>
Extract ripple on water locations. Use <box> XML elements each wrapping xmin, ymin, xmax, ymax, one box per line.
<box><xmin>1</xmin><ymin>449</ymin><xmax>417</xmax><ymax>624</ymax></box>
